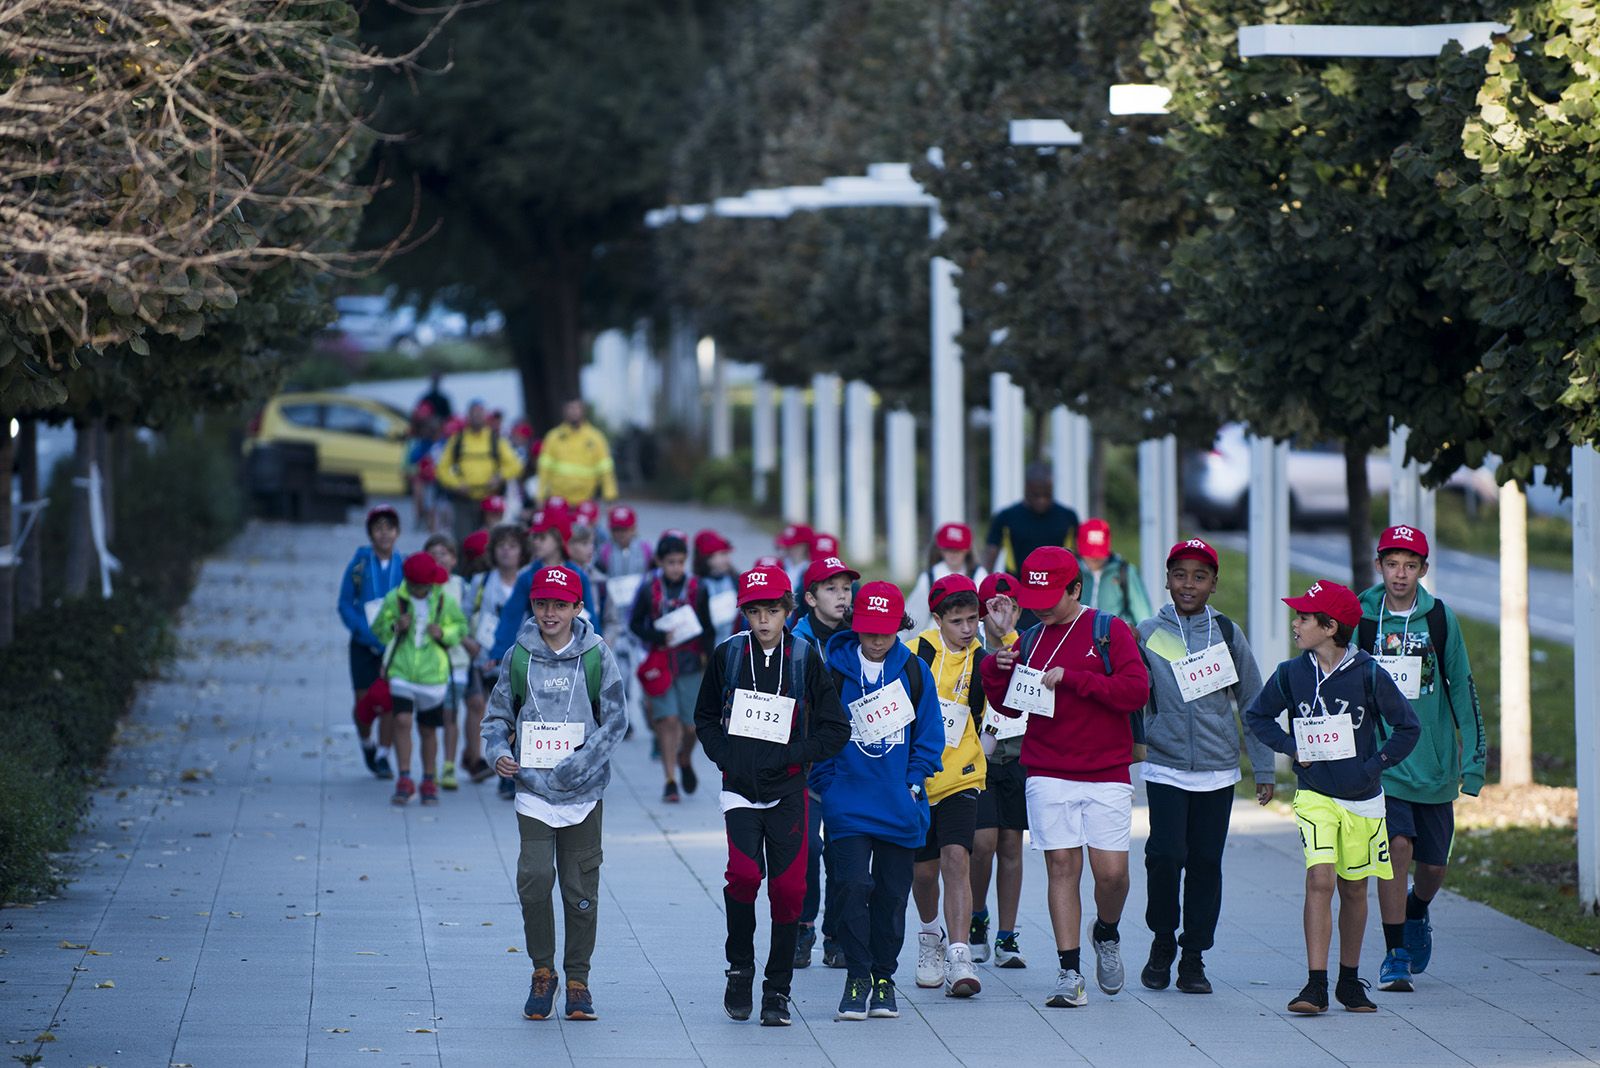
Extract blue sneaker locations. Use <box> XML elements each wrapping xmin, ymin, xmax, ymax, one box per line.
<box><xmin>523</xmin><ymin>968</ymin><xmax>558</xmax><ymax>1020</ymax></box>
<box><xmin>869</xmin><ymin>977</ymin><xmax>899</xmax><ymax>1018</ymax></box>
<box><xmin>1404</xmin><ymin>915</ymin><xmax>1433</xmax><ymax>973</ymax></box>
<box><xmin>835</xmin><ymin>977</ymin><xmax>869</xmax><ymax>1021</ymax></box>
<box><xmin>1379</xmin><ymin>948</ymin><xmax>1414</xmax><ymax>992</ymax></box>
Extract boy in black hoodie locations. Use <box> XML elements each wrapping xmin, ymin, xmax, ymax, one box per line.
<box><xmin>695</xmin><ymin>566</ymin><xmax>850</xmax><ymax>1028</ymax></box>
<box><xmin>1246</xmin><ymin>581</ymin><xmax>1419</xmax><ymax>1016</ymax></box>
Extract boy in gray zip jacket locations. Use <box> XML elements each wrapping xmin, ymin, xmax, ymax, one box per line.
<box><xmin>1134</xmin><ymin>539</ymin><xmax>1275</xmax><ymax>996</ymax></box>
<box><xmin>483</xmin><ymin>565</ymin><xmax>629</xmax><ymax>1023</ymax></box>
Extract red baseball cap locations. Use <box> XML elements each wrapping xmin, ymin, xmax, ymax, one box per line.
<box><xmin>403</xmin><ymin>551</ymin><xmax>441</xmax><ymax>585</ymax></box>
<box><xmin>812</xmin><ymin>533</ymin><xmax>840</xmax><ymax>557</ymax></box>
<box><xmin>929</xmin><ymin>573</ymin><xmax>978</xmax><ymax>613</ymax></box>
<box><xmin>608</xmin><ymin>505</ymin><xmax>637</xmax><ymax>530</ymax></box>
<box><xmin>776</xmin><ymin>524</ymin><xmax>814</xmax><ymax>550</ymax></box>
<box><xmin>694</xmin><ymin>529</ymin><xmax>732</xmax><ymax>557</ymax></box>
<box><xmin>1016</xmin><ymin>546</ymin><xmax>1081</xmax><ymax>611</ymax></box>
<box><xmin>852</xmin><ymin>581</ymin><xmax>906</xmax><ymax>636</ymax></box>
<box><xmin>1377</xmin><ymin>524</ymin><xmax>1430</xmax><ymax>559</ymax></box>
<box><xmin>737</xmin><ymin>565</ymin><xmax>792</xmax><ymax>606</ymax></box>
<box><xmin>1283</xmin><ymin>580</ymin><xmax>1362</xmax><ymax>629</ymax></box>
<box><xmin>753</xmin><ymin>554</ymin><xmax>784</xmax><ymax>569</ymax></box>
<box><xmin>462</xmin><ymin>530</ymin><xmax>490</xmax><ymax>559</ymax></box>
<box><xmin>934</xmin><ymin>522</ymin><xmax>972</xmax><ymax>552</ymax></box>
<box><xmin>544</xmin><ymin>495</ymin><xmax>570</xmax><ymax>513</ymax></box>
<box><xmin>530</xmin><ymin>564</ymin><xmax>583</xmax><ymax>604</ymax></box>
<box><xmin>1167</xmin><ymin>537</ymin><xmax>1219</xmax><ymax>571</ymax></box>
<box><xmin>804</xmin><ymin>555</ymin><xmax>860</xmax><ymax>589</ymax></box>
<box><xmin>576</xmin><ymin>500</ymin><xmax>601</xmax><ymax>525</ymax></box>
<box><xmin>529</xmin><ymin>509</ymin><xmax>570</xmax><ymax>541</ymax></box>
<box><xmin>978</xmin><ymin>571</ymin><xmax>1020</xmax><ymax>605</ymax></box>
<box><xmin>1077</xmin><ymin>518</ymin><xmax>1112</xmax><ymax>560</ymax></box>
<box><xmin>481</xmin><ymin>495</ymin><xmax>506</xmax><ymax>515</ymax></box>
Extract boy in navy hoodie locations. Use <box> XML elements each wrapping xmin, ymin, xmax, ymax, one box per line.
<box><xmin>338</xmin><ymin>505</ymin><xmax>405</xmax><ymax>778</ymax></box>
<box><xmin>1246</xmin><ymin>580</ymin><xmax>1419</xmax><ymax>1016</ymax></box>
<box><xmin>812</xmin><ymin>581</ymin><xmax>944</xmax><ymax>1022</ymax></box>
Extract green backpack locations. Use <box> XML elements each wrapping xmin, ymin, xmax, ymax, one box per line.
<box><xmin>509</xmin><ymin>643</ymin><xmax>606</xmax><ymax>723</ymax></box>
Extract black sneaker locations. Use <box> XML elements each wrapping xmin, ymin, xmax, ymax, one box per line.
<box><xmin>1141</xmin><ymin>939</ymin><xmax>1177</xmax><ymax>990</ymax></box>
<box><xmin>373</xmin><ymin>755</ymin><xmax>394</xmax><ymax>780</ymax></box>
<box><xmin>1336</xmin><ymin>976</ymin><xmax>1378</xmax><ymax>1013</ymax></box>
<box><xmin>1288</xmin><ymin>979</ymin><xmax>1329</xmax><ymax>1015</ymax></box>
<box><xmin>868</xmin><ymin>977</ymin><xmax>899</xmax><ymax>1018</ymax></box>
<box><xmin>724</xmin><ymin>967</ymin><xmax>755</xmax><ymax>1021</ymax></box>
<box><xmin>969</xmin><ymin>913</ymin><xmax>990</xmax><ymax>964</ymax></box>
<box><xmin>835</xmin><ymin>977</ymin><xmax>869</xmax><ymax>1021</ymax></box>
<box><xmin>680</xmin><ymin>763</ymin><xmax>698</xmax><ymax>795</ymax></box>
<box><xmin>1176</xmin><ymin>953</ymin><xmax>1212</xmax><ymax>994</ymax></box>
<box><xmin>361</xmin><ymin>743</ymin><xmax>379</xmax><ymax>775</ymax></box>
<box><xmin>793</xmin><ymin>924</ymin><xmax>816</xmax><ymax>969</ymax></box>
<box><xmin>822</xmin><ymin>937</ymin><xmax>847</xmax><ymax>968</ymax></box>
<box><xmin>759</xmin><ymin>993</ymin><xmax>792</xmax><ymax>1027</ymax></box>
<box><xmin>498</xmin><ymin>776</ymin><xmax>515</xmax><ymax>800</ymax></box>
<box><xmin>663</xmin><ymin>781</ymin><xmax>681</xmax><ymax>804</ymax></box>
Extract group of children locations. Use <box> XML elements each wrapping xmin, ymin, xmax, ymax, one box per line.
<box><xmin>339</xmin><ymin>504</ymin><xmax>1484</xmax><ymax>1026</ymax></box>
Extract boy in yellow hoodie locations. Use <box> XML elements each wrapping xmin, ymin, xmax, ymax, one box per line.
<box><xmin>909</xmin><ymin>575</ymin><xmax>989</xmax><ymax>997</ymax></box>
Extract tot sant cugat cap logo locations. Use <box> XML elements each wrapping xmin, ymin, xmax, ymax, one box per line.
<box><xmin>866</xmin><ymin>595</ymin><xmax>889</xmax><ymax>611</ymax></box>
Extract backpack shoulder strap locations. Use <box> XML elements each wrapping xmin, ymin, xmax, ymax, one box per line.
<box><xmin>968</xmin><ymin>649</ymin><xmax>987</xmax><ymax>715</ymax></box>
<box><xmin>349</xmin><ymin>550</ymin><xmax>367</xmax><ymax>599</ymax></box>
<box><xmin>789</xmin><ymin>635</ymin><xmax>810</xmax><ymax>706</ymax></box>
<box><xmin>1357</xmin><ymin>616</ymin><xmax>1378</xmax><ymax>654</ymax></box>
<box><xmin>1018</xmin><ymin>622</ymin><xmax>1044</xmax><ymax>663</ymax></box>
<box><xmin>915</xmin><ymin>637</ymin><xmax>936</xmax><ymax>668</ymax></box>
<box><xmin>490</xmin><ymin>426</ymin><xmax>503</xmax><ymax>474</ymax></box>
<box><xmin>510</xmin><ymin>643</ymin><xmax>530</xmax><ymax>711</ymax></box>
<box><xmin>451</xmin><ymin>429</ymin><xmax>465</xmax><ymax>469</ymax></box>
<box><xmin>1424</xmin><ymin>600</ymin><xmax>1453</xmax><ymax>710</ymax></box>
<box><xmin>582</xmin><ymin>644</ymin><xmax>604</xmax><ymax>722</ymax></box>
<box><xmin>904</xmin><ymin>657</ymin><xmax>925</xmax><ymax>708</ymax></box>
<box><xmin>1092</xmin><ymin>610</ymin><xmax>1114</xmax><ymax>676</ymax></box>
<box><xmin>723</xmin><ymin>632</ymin><xmax>749</xmax><ymax>687</ymax></box>
<box><xmin>1215</xmin><ymin>613</ymin><xmax>1236</xmax><ymax>647</ymax></box>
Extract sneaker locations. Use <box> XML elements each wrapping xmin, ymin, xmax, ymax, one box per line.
<box><xmin>822</xmin><ymin>937</ymin><xmax>847</xmax><ymax>968</ymax></box>
<box><xmin>969</xmin><ymin>914</ymin><xmax>991</xmax><ymax>964</ymax></box>
<box><xmin>759</xmin><ymin>993</ymin><xmax>792</xmax><ymax>1027</ymax></box>
<box><xmin>723</xmin><ymin>967</ymin><xmax>755</xmax><ymax>1021</ymax></box>
<box><xmin>994</xmin><ymin>932</ymin><xmax>1026</xmax><ymax>969</ymax></box>
<box><xmin>361</xmin><ymin>742</ymin><xmax>379</xmax><ymax>775</ymax></box>
<box><xmin>868</xmin><ymin>977</ymin><xmax>899</xmax><ymax>1018</ymax></box>
<box><xmin>565</xmin><ymin>980</ymin><xmax>597</xmax><ymax>1021</ymax></box>
<box><xmin>419</xmin><ymin>778</ymin><xmax>439</xmax><ymax>805</ymax></box>
<box><xmin>1404</xmin><ymin>914</ymin><xmax>1434</xmax><ymax>973</ymax></box>
<box><xmin>793</xmin><ymin>924</ymin><xmax>816</xmax><ymax>969</ymax></box>
<box><xmin>1337</xmin><ymin>976</ymin><xmax>1378</xmax><ymax>1013</ymax></box>
<box><xmin>835</xmin><ymin>977</ymin><xmax>870</xmax><ymax>1021</ymax></box>
<box><xmin>523</xmin><ymin>967</ymin><xmax>558</xmax><ymax>1020</ymax></box>
<box><xmin>915</xmin><ymin>930</ymin><xmax>947</xmax><ymax>988</ymax></box>
<box><xmin>373</xmin><ymin>755</ymin><xmax>394</xmax><ymax>780</ymax></box>
<box><xmin>1379</xmin><ymin>948</ymin><xmax>1414</xmax><ymax>992</ymax></box>
<box><xmin>1175</xmin><ymin>954</ymin><xmax>1212</xmax><ymax>995</ymax></box>
<box><xmin>944</xmin><ymin>944</ymin><xmax>981</xmax><ymax>998</ymax></box>
<box><xmin>1288</xmin><ymin>979</ymin><xmax>1329</xmax><ymax>1015</ymax></box>
<box><xmin>663</xmin><ymin>781</ymin><xmax>680</xmax><ymax>804</ymax></box>
<box><xmin>1090</xmin><ymin>926</ymin><xmax>1124</xmax><ymax>995</ymax></box>
<box><xmin>391</xmin><ymin>775</ymin><xmax>415</xmax><ymax>805</ymax></box>
<box><xmin>439</xmin><ymin>762</ymin><xmax>459</xmax><ymax>790</ymax></box>
<box><xmin>1141</xmin><ymin>939</ymin><xmax>1177</xmax><ymax>991</ymax></box>
<box><xmin>1045</xmin><ymin>968</ymin><xmax>1087</xmax><ymax>1008</ymax></box>
<box><xmin>498</xmin><ymin>776</ymin><xmax>516</xmax><ymax>800</ymax></box>
<box><xmin>467</xmin><ymin>757</ymin><xmax>495</xmax><ymax>784</ymax></box>
<box><xmin>680</xmin><ymin>763</ymin><xmax>698</xmax><ymax>795</ymax></box>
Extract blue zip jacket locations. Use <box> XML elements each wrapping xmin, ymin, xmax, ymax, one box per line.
<box><xmin>1245</xmin><ymin>647</ymin><xmax>1420</xmax><ymax>802</ymax></box>
<box><xmin>791</xmin><ymin>611</ymin><xmax>844</xmax><ymax>652</ymax></box>
<box><xmin>809</xmin><ymin>630</ymin><xmax>944</xmax><ymax>848</ymax></box>
<box><xmin>489</xmin><ymin>560</ymin><xmax>601</xmax><ymax>662</ymax></box>
<box><xmin>337</xmin><ymin>546</ymin><xmax>404</xmax><ymax>653</ymax></box>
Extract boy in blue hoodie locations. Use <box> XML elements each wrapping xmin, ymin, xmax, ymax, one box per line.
<box><xmin>337</xmin><ymin>505</ymin><xmax>405</xmax><ymax>778</ymax></box>
<box><xmin>812</xmin><ymin>581</ymin><xmax>944</xmax><ymax>1022</ymax></box>
<box><xmin>1246</xmin><ymin>581</ymin><xmax>1419</xmax><ymax>1016</ymax></box>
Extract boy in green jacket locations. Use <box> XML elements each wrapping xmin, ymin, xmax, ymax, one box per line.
<box><xmin>373</xmin><ymin>552</ymin><xmax>469</xmax><ymax>806</ymax></box>
<box><xmin>1357</xmin><ymin>525</ymin><xmax>1485</xmax><ymax>994</ymax></box>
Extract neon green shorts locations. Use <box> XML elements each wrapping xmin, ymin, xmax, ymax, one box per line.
<box><xmin>1292</xmin><ymin>789</ymin><xmax>1392</xmax><ymax>881</ymax></box>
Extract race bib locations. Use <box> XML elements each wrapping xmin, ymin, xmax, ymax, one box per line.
<box><xmin>1172</xmin><ymin>642</ymin><xmax>1240</xmax><ymax>702</ymax></box>
<box><xmin>939</xmin><ymin>699</ymin><xmax>968</xmax><ymax>751</ymax></box>
<box><xmin>656</xmin><ymin>604</ymin><xmax>704</xmax><ymax>647</ymax></box>
<box><xmin>983</xmin><ymin>705</ymin><xmax>1027</xmax><ymax>740</ymax></box>
<box><xmin>1004</xmin><ymin>664</ymin><xmax>1054</xmax><ymax>718</ymax></box>
<box><xmin>850</xmin><ymin>680</ymin><xmax>914</xmax><ymax>744</ymax></box>
<box><xmin>1374</xmin><ymin>655</ymin><xmax>1422</xmax><ymax>700</ymax></box>
<box><xmin>519</xmin><ymin>721</ymin><xmax>585</xmax><ymax>769</ymax></box>
<box><xmin>709</xmin><ymin>589</ymin><xmax>739</xmax><ymax>628</ymax></box>
<box><xmin>607</xmin><ymin>574</ymin><xmax>643</xmax><ymax>614</ymax></box>
<box><xmin>728</xmin><ymin>689</ymin><xmax>795</xmax><ymax>745</ymax></box>
<box><xmin>1292</xmin><ymin>713</ymin><xmax>1356</xmax><ymax>762</ymax></box>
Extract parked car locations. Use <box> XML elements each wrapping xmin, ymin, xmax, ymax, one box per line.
<box><xmin>330</xmin><ymin>293</ymin><xmax>504</xmax><ymax>355</ymax></box>
<box><xmin>245</xmin><ymin>392</ymin><xmax>410</xmax><ymax>495</ymax></box>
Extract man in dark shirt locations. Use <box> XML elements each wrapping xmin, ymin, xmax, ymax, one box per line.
<box><xmin>982</xmin><ymin>463</ymin><xmax>1081</xmax><ymax>576</ymax></box>
<box><xmin>418</xmin><ymin>372</ymin><xmax>453</xmax><ymax>423</ymax></box>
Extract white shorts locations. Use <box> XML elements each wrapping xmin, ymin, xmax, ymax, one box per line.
<box><xmin>1025</xmin><ymin>777</ymin><xmax>1134</xmax><ymax>852</ymax></box>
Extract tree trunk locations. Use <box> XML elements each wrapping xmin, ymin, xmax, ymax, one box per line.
<box><xmin>508</xmin><ymin>246</ymin><xmax>588</xmax><ymax>438</ymax></box>
<box><xmin>16</xmin><ymin>418</ymin><xmax>41</xmax><ymax>614</ymax></box>
<box><xmin>99</xmin><ymin>423</ymin><xmax>115</xmax><ymax>548</ymax></box>
<box><xmin>63</xmin><ymin>420</ymin><xmax>97</xmax><ymax>598</ymax></box>
<box><xmin>1343</xmin><ymin>442</ymin><xmax>1372</xmax><ymax>588</ymax></box>
<box><xmin>1089</xmin><ymin>433</ymin><xmax>1108</xmax><ymax>519</ymax></box>
<box><xmin>0</xmin><ymin>419</ymin><xmax>13</xmax><ymax>646</ymax></box>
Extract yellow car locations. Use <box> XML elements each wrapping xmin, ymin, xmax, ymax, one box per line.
<box><xmin>246</xmin><ymin>391</ymin><xmax>410</xmax><ymax>495</ymax></box>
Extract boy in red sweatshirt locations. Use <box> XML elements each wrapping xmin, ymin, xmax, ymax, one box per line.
<box><xmin>980</xmin><ymin>547</ymin><xmax>1149</xmax><ymax>1010</ymax></box>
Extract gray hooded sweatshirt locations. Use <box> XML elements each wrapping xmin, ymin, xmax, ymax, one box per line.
<box><xmin>480</xmin><ymin>616</ymin><xmax>628</xmax><ymax>807</ymax></box>
<box><xmin>1137</xmin><ymin>605</ymin><xmax>1275</xmax><ymax>785</ymax></box>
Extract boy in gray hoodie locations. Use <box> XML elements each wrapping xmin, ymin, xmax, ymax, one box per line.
<box><xmin>1136</xmin><ymin>539</ymin><xmax>1276</xmax><ymax>995</ymax></box>
<box><xmin>483</xmin><ymin>565</ymin><xmax>629</xmax><ymax>1023</ymax></box>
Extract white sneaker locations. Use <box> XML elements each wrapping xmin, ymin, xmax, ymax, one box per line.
<box><xmin>915</xmin><ymin>929</ymin><xmax>947</xmax><ymax>988</ymax></box>
<box><xmin>945</xmin><ymin>943</ymin><xmax>981</xmax><ymax>998</ymax></box>
<box><xmin>1046</xmin><ymin>967</ymin><xmax>1088</xmax><ymax>1008</ymax></box>
<box><xmin>1089</xmin><ymin>924</ymin><xmax>1125</xmax><ymax>996</ymax></box>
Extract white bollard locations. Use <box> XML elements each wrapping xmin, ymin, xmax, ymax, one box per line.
<box><xmin>1138</xmin><ymin>436</ymin><xmax>1179</xmax><ymax>608</ymax></box>
<box><xmin>812</xmin><ymin>373</ymin><xmax>842</xmax><ymax>537</ymax></box>
<box><xmin>1500</xmin><ymin>479</ymin><xmax>1532</xmax><ymax>786</ymax></box>
<box><xmin>709</xmin><ymin>338</ymin><xmax>732</xmax><ymax>460</ymax></box>
<box><xmin>1389</xmin><ymin>422</ymin><xmax>1437</xmax><ymax>588</ymax></box>
<box><xmin>1574</xmin><ymin>445</ymin><xmax>1600</xmax><ymax>913</ymax></box>
<box><xmin>886</xmin><ymin>409</ymin><xmax>918</xmax><ymax>582</ymax></box>
<box><xmin>1050</xmin><ymin>406</ymin><xmax>1092</xmax><ymax>519</ymax></box>
<box><xmin>990</xmin><ymin>372</ymin><xmax>1016</xmax><ymax>518</ymax></box>
<box><xmin>780</xmin><ymin>386</ymin><xmax>808</xmax><ymax>524</ymax></box>
<box><xmin>845</xmin><ymin>381</ymin><xmax>876</xmax><ymax>564</ymax></box>
<box><xmin>930</xmin><ymin>245</ymin><xmax>965</xmax><ymax>528</ymax></box>
<box><xmin>752</xmin><ymin>381</ymin><xmax>777</xmax><ymax>504</ymax></box>
<box><xmin>1008</xmin><ymin>382</ymin><xmax>1027</xmax><ymax>504</ymax></box>
<box><xmin>1248</xmin><ymin>436</ymin><xmax>1291</xmax><ymax>777</ymax></box>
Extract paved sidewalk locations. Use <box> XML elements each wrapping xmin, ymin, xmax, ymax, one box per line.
<box><xmin>4</xmin><ymin>503</ymin><xmax>1598</xmax><ymax>1068</ymax></box>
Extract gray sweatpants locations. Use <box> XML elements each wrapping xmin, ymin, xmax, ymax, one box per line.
<box><xmin>517</xmin><ymin>802</ymin><xmax>604</xmax><ymax>984</ymax></box>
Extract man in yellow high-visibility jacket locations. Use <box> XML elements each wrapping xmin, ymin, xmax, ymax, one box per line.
<box><xmin>537</xmin><ymin>399</ymin><xmax>618</xmax><ymax>503</ymax></box>
<box><xmin>436</xmin><ymin>400</ymin><xmax>524</xmax><ymax>539</ymax></box>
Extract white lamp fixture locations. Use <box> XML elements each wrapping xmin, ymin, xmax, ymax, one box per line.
<box><xmin>1239</xmin><ymin>22</ymin><xmax>1508</xmax><ymax>58</ymax></box>
<box><xmin>1108</xmin><ymin>84</ymin><xmax>1173</xmax><ymax>115</ymax></box>
<box><xmin>1008</xmin><ymin>119</ymin><xmax>1084</xmax><ymax>146</ymax></box>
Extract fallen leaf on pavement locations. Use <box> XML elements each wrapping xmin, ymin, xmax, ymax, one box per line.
<box><xmin>58</xmin><ymin>941</ymin><xmax>86</xmax><ymax>949</ymax></box>
<box><xmin>95</xmin><ymin>980</ymin><xmax>115</xmax><ymax>989</ymax></box>
<box><xmin>34</xmin><ymin>1032</ymin><xmax>56</xmax><ymax>1042</ymax></box>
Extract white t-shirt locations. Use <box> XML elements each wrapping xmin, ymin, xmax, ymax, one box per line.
<box><xmin>1139</xmin><ymin>763</ymin><xmax>1241</xmax><ymax>793</ymax></box>
<box><xmin>858</xmin><ymin>650</ymin><xmax>885</xmax><ymax>686</ymax></box>
<box><xmin>1334</xmin><ymin>792</ymin><xmax>1387</xmax><ymax>819</ymax></box>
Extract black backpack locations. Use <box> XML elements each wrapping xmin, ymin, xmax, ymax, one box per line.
<box><xmin>913</xmin><ymin>637</ymin><xmax>987</xmax><ymax>723</ymax></box>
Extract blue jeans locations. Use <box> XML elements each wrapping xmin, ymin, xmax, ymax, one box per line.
<box><xmin>828</xmin><ymin>833</ymin><xmax>914</xmax><ymax>981</ymax></box>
